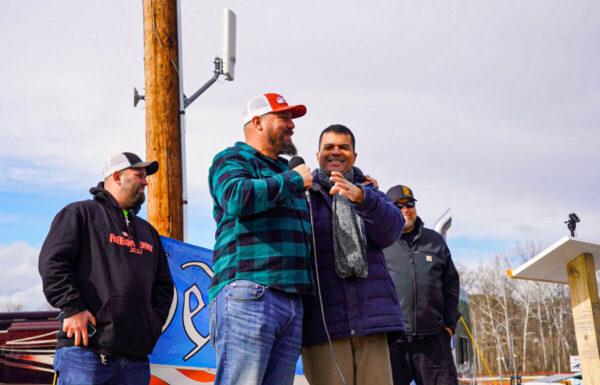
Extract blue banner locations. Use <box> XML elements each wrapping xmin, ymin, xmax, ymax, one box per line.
<box><xmin>149</xmin><ymin>237</ymin><xmax>304</xmax><ymax>376</ymax></box>
<box><xmin>149</xmin><ymin>237</ymin><xmax>216</xmax><ymax>369</ymax></box>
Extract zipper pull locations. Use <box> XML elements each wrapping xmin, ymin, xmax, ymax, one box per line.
<box><xmin>100</xmin><ymin>354</ymin><xmax>107</xmax><ymax>365</ymax></box>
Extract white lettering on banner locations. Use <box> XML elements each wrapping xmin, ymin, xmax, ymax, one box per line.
<box><xmin>162</xmin><ymin>286</ymin><xmax>178</xmax><ymax>332</ymax></box>
<box><xmin>181</xmin><ymin>261</ymin><xmax>214</xmax><ymax>361</ymax></box>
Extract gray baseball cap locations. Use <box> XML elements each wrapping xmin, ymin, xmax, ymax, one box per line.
<box><xmin>103</xmin><ymin>152</ymin><xmax>159</xmax><ymax>178</ymax></box>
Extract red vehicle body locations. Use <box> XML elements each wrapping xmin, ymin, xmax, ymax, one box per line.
<box><xmin>0</xmin><ymin>311</ymin><xmax>59</xmax><ymax>384</ymax></box>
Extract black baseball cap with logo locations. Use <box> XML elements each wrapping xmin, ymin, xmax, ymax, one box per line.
<box><xmin>386</xmin><ymin>185</ymin><xmax>417</xmax><ymax>202</ymax></box>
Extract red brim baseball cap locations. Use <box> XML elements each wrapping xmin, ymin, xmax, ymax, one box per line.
<box><xmin>242</xmin><ymin>93</ymin><xmax>307</xmax><ymax>125</ymax></box>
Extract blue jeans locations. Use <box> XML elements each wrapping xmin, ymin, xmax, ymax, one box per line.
<box><xmin>209</xmin><ymin>280</ymin><xmax>303</xmax><ymax>385</ymax></box>
<box><xmin>53</xmin><ymin>347</ymin><xmax>150</xmax><ymax>385</ymax></box>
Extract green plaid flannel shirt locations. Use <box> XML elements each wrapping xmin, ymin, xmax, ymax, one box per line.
<box><xmin>208</xmin><ymin>142</ymin><xmax>313</xmax><ymax>301</ymax></box>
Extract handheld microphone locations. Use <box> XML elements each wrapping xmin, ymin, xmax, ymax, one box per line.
<box><xmin>289</xmin><ymin>156</ymin><xmax>311</xmax><ymax>203</ymax></box>
<box><xmin>288</xmin><ymin>155</ymin><xmax>305</xmax><ymax>170</ymax></box>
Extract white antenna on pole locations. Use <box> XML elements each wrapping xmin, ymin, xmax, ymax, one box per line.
<box><xmin>183</xmin><ymin>8</ymin><xmax>237</xmax><ymax>108</ymax></box>
<box><xmin>222</xmin><ymin>8</ymin><xmax>236</xmax><ymax>81</ymax></box>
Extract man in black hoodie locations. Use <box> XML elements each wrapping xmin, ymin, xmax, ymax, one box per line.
<box><xmin>383</xmin><ymin>185</ymin><xmax>460</xmax><ymax>385</ymax></box>
<box><xmin>38</xmin><ymin>152</ymin><xmax>173</xmax><ymax>385</ymax></box>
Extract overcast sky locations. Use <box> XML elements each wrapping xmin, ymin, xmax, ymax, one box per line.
<box><xmin>1</xmin><ymin>1</ymin><xmax>598</xmax><ymax>309</ymax></box>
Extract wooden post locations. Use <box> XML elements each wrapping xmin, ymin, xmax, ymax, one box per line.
<box><xmin>143</xmin><ymin>0</ymin><xmax>183</xmax><ymax>240</ymax></box>
<box><xmin>566</xmin><ymin>253</ymin><xmax>600</xmax><ymax>385</ymax></box>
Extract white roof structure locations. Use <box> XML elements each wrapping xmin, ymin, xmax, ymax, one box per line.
<box><xmin>508</xmin><ymin>237</ymin><xmax>600</xmax><ymax>284</ymax></box>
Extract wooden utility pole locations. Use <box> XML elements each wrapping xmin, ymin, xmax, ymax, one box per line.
<box><xmin>567</xmin><ymin>253</ymin><xmax>600</xmax><ymax>385</ymax></box>
<box><xmin>143</xmin><ymin>0</ymin><xmax>183</xmax><ymax>240</ymax></box>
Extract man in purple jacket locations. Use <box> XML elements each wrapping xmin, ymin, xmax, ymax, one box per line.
<box><xmin>301</xmin><ymin>124</ymin><xmax>405</xmax><ymax>385</ymax></box>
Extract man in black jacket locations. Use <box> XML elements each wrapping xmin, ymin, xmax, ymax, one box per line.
<box><xmin>383</xmin><ymin>184</ymin><xmax>460</xmax><ymax>385</ymax></box>
<box><xmin>38</xmin><ymin>152</ymin><xmax>173</xmax><ymax>385</ymax></box>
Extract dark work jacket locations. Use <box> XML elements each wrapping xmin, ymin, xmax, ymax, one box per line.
<box><xmin>384</xmin><ymin>217</ymin><xmax>460</xmax><ymax>338</ymax></box>
<box><xmin>38</xmin><ymin>183</ymin><xmax>174</xmax><ymax>358</ymax></box>
<box><xmin>302</xmin><ymin>169</ymin><xmax>405</xmax><ymax>347</ymax></box>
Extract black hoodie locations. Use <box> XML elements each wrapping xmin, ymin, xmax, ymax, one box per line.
<box><xmin>38</xmin><ymin>183</ymin><xmax>173</xmax><ymax>358</ymax></box>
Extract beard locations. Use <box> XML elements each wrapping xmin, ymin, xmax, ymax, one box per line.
<box><xmin>268</xmin><ymin>127</ymin><xmax>297</xmax><ymax>156</ymax></box>
<box><xmin>280</xmin><ymin>141</ymin><xmax>298</xmax><ymax>156</ymax></box>
<box><xmin>403</xmin><ymin>216</ymin><xmax>416</xmax><ymax>233</ymax></box>
<box><xmin>131</xmin><ymin>191</ymin><xmax>146</xmax><ymax>207</ymax></box>
<box><xmin>122</xmin><ymin>178</ymin><xmax>146</xmax><ymax>208</ymax></box>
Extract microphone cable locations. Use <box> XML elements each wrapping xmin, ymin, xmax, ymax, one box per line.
<box><xmin>289</xmin><ymin>155</ymin><xmax>347</xmax><ymax>385</ymax></box>
<box><xmin>304</xmin><ymin>190</ymin><xmax>348</xmax><ymax>385</ymax></box>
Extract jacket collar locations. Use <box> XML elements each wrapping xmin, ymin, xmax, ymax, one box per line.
<box><xmin>309</xmin><ymin>167</ymin><xmax>368</xmax><ymax>209</ymax></box>
<box><xmin>311</xmin><ymin>166</ymin><xmax>367</xmax><ymax>186</ymax></box>
<box><xmin>398</xmin><ymin>216</ymin><xmax>424</xmax><ymax>246</ymax></box>
<box><xmin>235</xmin><ymin>141</ymin><xmax>288</xmax><ymax>170</ymax></box>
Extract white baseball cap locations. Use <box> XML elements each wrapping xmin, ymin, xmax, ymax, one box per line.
<box><xmin>242</xmin><ymin>93</ymin><xmax>307</xmax><ymax>125</ymax></box>
<box><xmin>103</xmin><ymin>152</ymin><xmax>159</xmax><ymax>178</ymax></box>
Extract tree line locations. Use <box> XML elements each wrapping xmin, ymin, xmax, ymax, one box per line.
<box><xmin>458</xmin><ymin>243</ymin><xmax>577</xmax><ymax>376</ymax></box>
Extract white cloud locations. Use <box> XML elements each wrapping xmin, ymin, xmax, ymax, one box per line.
<box><xmin>1</xmin><ymin>0</ymin><xmax>599</xmax><ymax>263</ymax></box>
<box><xmin>0</xmin><ymin>242</ymin><xmax>49</xmax><ymax>310</ymax></box>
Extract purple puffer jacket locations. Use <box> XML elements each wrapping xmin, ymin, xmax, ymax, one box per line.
<box><xmin>302</xmin><ymin>171</ymin><xmax>405</xmax><ymax>347</ymax></box>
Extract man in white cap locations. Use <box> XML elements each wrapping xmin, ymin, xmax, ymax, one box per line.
<box><xmin>208</xmin><ymin>93</ymin><xmax>313</xmax><ymax>385</ymax></box>
<box><xmin>39</xmin><ymin>152</ymin><xmax>173</xmax><ymax>385</ymax></box>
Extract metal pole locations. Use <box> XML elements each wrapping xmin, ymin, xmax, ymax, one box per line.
<box><xmin>184</xmin><ymin>58</ymin><xmax>222</xmax><ymax>108</ymax></box>
<box><xmin>176</xmin><ymin>0</ymin><xmax>188</xmax><ymax>242</ymax></box>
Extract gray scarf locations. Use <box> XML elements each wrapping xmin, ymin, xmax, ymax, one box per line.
<box><xmin>316</xmin><ymin>168</ymin><xmax>368</xmax><ymax>278</ymax></box>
